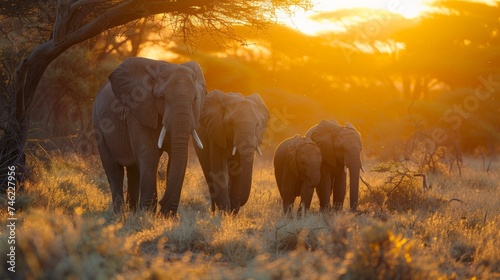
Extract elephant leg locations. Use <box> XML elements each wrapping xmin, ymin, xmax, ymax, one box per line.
<box><xmin>208</xmin><ymin>145</ymin><xmax>231</xmax><ymax>212</ymax></box>
<box><xmin>97</xmin><ymin>142</ymin><xmax>125</xmax><ymax>214</ymax></box>
<box><xmin>210</xmin><ymin>167</ymin><xmax>230</xmax><ymax>212</ymax></box>
<box><xmin>316</xmin><ymin>164</ymin><xmax>332</xmax><ymax>211</ymax></box>
<box><xmin>126</xmin><ymin>165</ymin><xmax>140</xmax><ymax>211</ymax></box>
<box><xmin>283</xmin><ymin>194</ymin><xmax>296</xmax><ymax>215</ymax></box>
<box><xmin>194</xmin><ymin>143</ymin><xmax>215</xmax><ymax>210</ymax></box>
<box><xmin>299</xmin><ymin>181</ymin><xmax>314</xmax><ymax>210</ymax></box>
<box><xmin>332</xmin><ymin>165</ymin><xmax>347</xmax><ymax>210</ymax></box>
<box><xmin>228</xmin><ymin>153</ymin><xmax>242</xmax><ymax>214</ymax></box>
<box><xmin>138</xmin><ymin>156</ymin><xmax>159</xmax><ymax>212</ymax></box>
<box><xmin>279</xmin><ymin>170</ymin><xmax>299</xmax><ymax>214</ymax></box>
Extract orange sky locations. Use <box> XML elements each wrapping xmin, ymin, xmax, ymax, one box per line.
<box><xmin>280</xmin><ymin>0</ymin><xmax>496</xmax><ymax>35</ymax></box>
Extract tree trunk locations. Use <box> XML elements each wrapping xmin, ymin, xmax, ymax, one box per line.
<box><xmin>1</xmin><ymin>43</ymin><xmax>65</xmax><ymax>191</ymax></box>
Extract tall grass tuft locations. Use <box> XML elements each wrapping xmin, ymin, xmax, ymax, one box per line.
<box><xmin>0</xmin><ymin>210</ymin><xmax>132</xmax><ymax>279</ymax></box>
<box><xmin>342</xmin><ymin>221</ymin><xmax>443</xmax><ymax>279</ymax></box>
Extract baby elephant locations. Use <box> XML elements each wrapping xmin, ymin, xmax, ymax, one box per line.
<box><xmin>274</xmin><ymin>135</ymin><xmax>323</xmax><ymax>213</ymax></box>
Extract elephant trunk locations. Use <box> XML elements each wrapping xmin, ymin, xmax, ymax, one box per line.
<box><xmin>345</xmin><ymin>153</ymin><xmax>361</xmax><ymax>211</ymax></box>
<box><xmin>307</xmin><ymin>169</ymin><xmax>322</xmax><ymax>188</ymax></box>
<box><xmin>237</xmin><ymin>153</ymin><xmax>255</xmax><ymax>207</ymax></box>
<box><xmin>231</xmin><ymin>128</ymin><xmax>258</xmax><ymax>212</ymax></box>
<box><xmin>158</xmin><ymin>104</ymin><xmax>193</xmax><ymax>217</ymax></box>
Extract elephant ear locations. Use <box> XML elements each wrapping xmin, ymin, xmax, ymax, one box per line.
<box><xmin>108</xmin><ymin>57</ymin><xmax>160</xmax><ymax>129</ymax></box>
<box><xmin>181</xmin><ymin>61</ymin><xmax>207</xmax><ymax>122</ymax></box>
<box><xmin>181</xmin><ymin>61</ymin><xmax>206</xmax><ymax>93</ymax></box>
<box><xmin>337</xmin><ymin>122</ymin><xmax>363</xmax><ymax>151</ymax></box>
<box><xmin>246</xmin><ymin>93</ymin><xmax>270</xmax><ymax>143</ymax></box>
<box><xmin>311</xmin><ymin>119</ymin><xmax>342</xmax><ymax>168</ymax></box>
<box><xmin>200</xmin><ymin>89</ymin><xmax>228</xmax><ymax>149</ymax></box>
<box><xmin>285</xmin><ymin>135</ymin><xmax>301</xmax><ymax>177</ymax></box>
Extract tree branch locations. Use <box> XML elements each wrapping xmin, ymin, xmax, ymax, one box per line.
<box><xmin>53</xmin><ymin>0</ymin><xmax>70</xmax><ymax>45</ymax></box>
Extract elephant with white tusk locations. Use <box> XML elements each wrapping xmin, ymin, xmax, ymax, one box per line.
<box><xmin>306</xmin><ymin>119</ymin><xmax>364</xmax><ymax>211</ymax></box>
<box><xmin>92</xmin><ymin>57</ymin><xmax>206</xmax><ymax>217</ymax></box>
<box><xmin>194</xmin><ymin>89</ymin><xmax>270</xmax><ymax>214</ymax></box>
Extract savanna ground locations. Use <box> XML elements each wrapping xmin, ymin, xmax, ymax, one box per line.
<box><xmin>1</xmin><ymin>150</ymin><xmax>499</xmax><ymax>279</ymax></box>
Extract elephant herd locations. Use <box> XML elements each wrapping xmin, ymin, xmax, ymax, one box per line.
<box><xmin>92</xmin><ymin>57</ymin><xmax>363</xmax><ymax>218</ymax></box>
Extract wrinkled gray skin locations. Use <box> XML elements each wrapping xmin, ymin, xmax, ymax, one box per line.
<box><xmin>195</xmin><ymin>90</ymin><xmax>270</xmax><ymax>214</ymax></box>
<box><xmin>306</xmin><ymin>119</ymin><xmax>363</xmax><ymax>211</ymax></box>
<box><xmin>274</xmin><ymin>135</ymin><xmax>323</xmax><ymax>213</ymax></box>
<box><xmin>92</xmin><ymin>57</ymin><xmax>206</xmax><ymax>216</ymax></box>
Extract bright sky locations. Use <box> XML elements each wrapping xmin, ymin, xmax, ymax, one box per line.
<box><xmin>280</xmin><ymin>0</ymin><xmax>433</xmax><ymax>35</ymax></box>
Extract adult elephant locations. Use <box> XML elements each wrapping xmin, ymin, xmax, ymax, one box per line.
<box><xmin>195</xmin><ymin>90</ymin><xmax>270</xmax><ymax>214</ymax></box>
<box><xmin>92</xmin><ymin>57</ymin><xmax>206</xmax><ymax>216</ymax></box>
<box><xmin>306</xmin><ymin>119</ymin><xmax>364</xmax><ymax>211</ymax></box>
<box><xmin>273</xmin><ymin>135</ymin><xmax>322</xmax><ymax>213</ymax></box>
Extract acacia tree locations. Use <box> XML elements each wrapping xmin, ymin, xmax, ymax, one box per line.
<box><xmin>0</xmin><ymin>0</ymin><xmax>310</xmax><ymax>191</ymax></box>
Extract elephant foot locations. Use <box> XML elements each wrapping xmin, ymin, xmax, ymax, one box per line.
<box><xmin>319</xmin><ymin>204</ymin><xmax>331</xmax><ymax>212</ymax></box>
<box><xmin>333</xmin><ymin>201</ymin><xmax>343</xmax><ymax>211</ymax></box>
<box><xmin>210</xmin><ymin>202</ymin><xmax>235</xmax><ymax>216</ymax></box>
<box><xmin>212</xmin><ymin>207</ymin><xmax>233</xmax><ymax>215</ymax></box>
<box><xmin>350</xmin><ymin>206</ymin><xmax>362</xmax><ymax>215</ymax></box>
<box><xmin>230</xmin><ymin>207</ymin><xmax>240</xmax><ymax>216</ymax></box>
<box><xmin>158</xmin><ymin>209</ymin><xmax>178</xmax><ymax>219</ymax></box>
<box><xmin>212</xmin><ymin>201</ymin><xmax>231</xmax><ymax>213</ymax></box>
<box><xmin>296</xmin><ymin>208</ymin><xmax>306</xmax><ymax>219</ymax></box>
<box><xmin>158</xmin><ymin>202</ymin><xmax>178</xmax><ymax>218</ymax></box>
<box><xmin>230</xmin><ymin>202</ymin><xmax>241</xmax><ymax>215</ymax></box>
<box><xmin>140</xmin><ymin>202</ymin><xmax>157</xmax><ymax>213</ymax></box>
<box><xmin>350</xmin><ymin>203</ymin><xmax>359</xmax><ymax>212</ymax></box>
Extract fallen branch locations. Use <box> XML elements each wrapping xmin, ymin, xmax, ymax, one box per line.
<box><xmin>449</xmin><ymin>198</ymin><xmax>465</xmax><ymax>204</ymax></box>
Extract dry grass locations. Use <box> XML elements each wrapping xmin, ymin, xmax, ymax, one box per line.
<box><xmin>1</xmin><ymin>153</ymin><xmax>499</xmax><ymax>279</ymax></box>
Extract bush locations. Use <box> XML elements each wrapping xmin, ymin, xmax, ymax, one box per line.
<box><xmin>361</xmin><ymin>161</ymin><xmax>445</xmax><ymax>213</ymax></box>
<box><xmin>0</xmin><ymin>211</ymin><xmax>132</xmax><ymax>279</ymax></box>
<box><xmin>343</xmin><ymin>222</ymin><xmax>442</xmax><ymax>280</ymax></box>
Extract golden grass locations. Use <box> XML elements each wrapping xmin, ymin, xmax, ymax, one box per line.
<box><xmin>1</xmin><ymin>153</ymin><xmax>499</xmax><ymax>279</ymax></box>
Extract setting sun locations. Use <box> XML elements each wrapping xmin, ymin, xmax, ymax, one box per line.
<box><xmin>280</xmin><ymin>0</ymin><xmax>432</xmax><ymax>35</ymax></box>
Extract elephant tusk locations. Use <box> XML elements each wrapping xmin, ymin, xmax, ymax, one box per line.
<box><xmin>232</xmin><ymin>146</ymin><xmax>237</xmax><ymax>156</ymax></box>
<box><xmin>192</xmin><ymin>130</ymin><xmax>204</xmax><ymax>149</ymax></box>
<box><xmin>158</xmin><ymin>127</ymin><xmax>167</xmax><ymax>149</ymax></box>
<box><xmin>257</xmin><ymin>146</ymin><xmax>263</xmax><ymax>156</ymax></box>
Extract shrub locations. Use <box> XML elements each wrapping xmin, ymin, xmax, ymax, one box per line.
<box><xmin>0</xmin><ymin>210</ymin><xmax>132</xmax><ymax>279</ymax></box>
<box><xmin>362</xmin><ymin>161</ymin><xmax>444</xmax><ymax>213</ymax></box>
<box><xmin>342</xmin><ymin>222</ymin><xmax>442</xmax><ymax>279</ymax></box>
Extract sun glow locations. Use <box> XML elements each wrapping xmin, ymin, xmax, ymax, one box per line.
<box><xmin>280</xmin><ymin>0</ymin><xmax>432</xmax><ymax>35</ymax></box>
